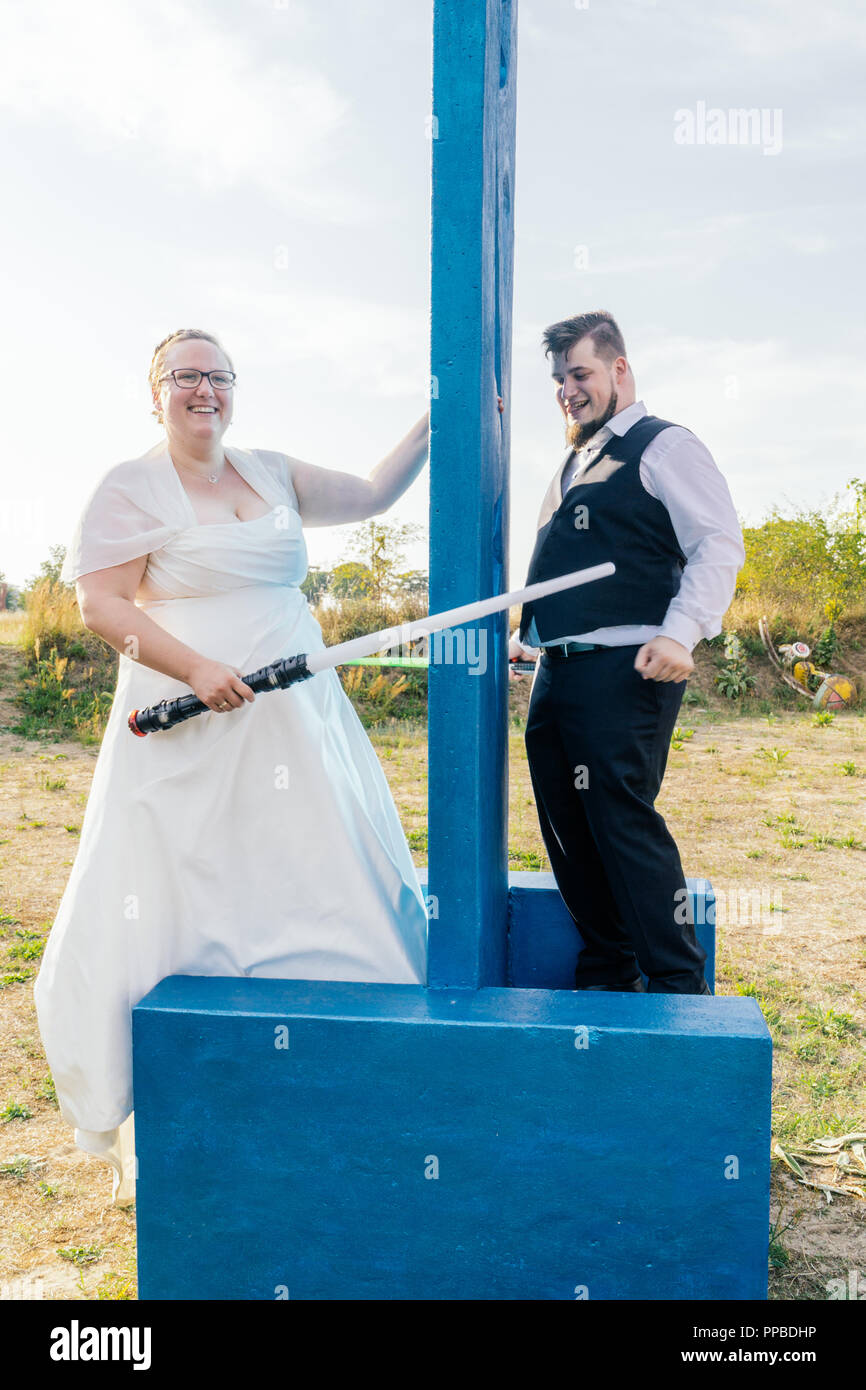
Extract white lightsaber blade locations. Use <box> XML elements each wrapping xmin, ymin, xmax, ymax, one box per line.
<box><xmin>129</xmin><ymin>562</ymin><xmax>615</xmax><ymax>734</ymax></box>
<box><xmin>304</xmin><ymin>562</ymin><xmax>615</xmax><ymax>674</ymax></box>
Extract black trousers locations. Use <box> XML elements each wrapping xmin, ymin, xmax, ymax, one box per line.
<box><xmin>524</xmin><ymin>645</ymin><xmax>708</xmax><ymax>993</ymax></box>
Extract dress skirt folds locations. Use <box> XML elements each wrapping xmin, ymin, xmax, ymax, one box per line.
<box><xmin>33</xmin><ymin>440</ymin><xmax>428</xmax><ymax>1203</ymax></box>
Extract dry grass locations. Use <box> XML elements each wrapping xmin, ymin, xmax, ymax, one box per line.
<box><xmin>725</xmin><ymin>593</ymin><xmax>866</xmax><ymax>638</ymax></box>
<box><xmin>0</xmin><ymin>613</ymin><xmax>27</xmax><ymax>646</ymax></box>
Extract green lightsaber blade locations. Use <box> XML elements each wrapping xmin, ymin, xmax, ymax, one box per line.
<box><xmin>343</xmin><ymin>657</ymin><xmax>429</xmax><ymax>667</ymax></box>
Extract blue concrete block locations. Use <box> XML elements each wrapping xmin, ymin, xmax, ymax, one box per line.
<box><xmin>133</xmin><ymin>976</ymin><xmax>771</xmax><ymax>1301</ymax></box>
<box><xmin>506</xmin><ymin>872</ymin><xmax>716</xmax><ymax>991</ymax></box>
<box><xmin>415</xmin><ymin>871</ymin><xmax>716</xmax><ymax>991</ymax></box>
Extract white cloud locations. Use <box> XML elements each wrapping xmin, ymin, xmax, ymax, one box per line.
<box><xmin>703</xmin><ymin>0</ymin><xmax>866</xmax><ymax>59</ymax></box>
<box><xmin>524</xmin><ymin>204</ymin><xmax>849</xmax><ymax>290</ymax></box>
<box><xmin>0</xmin><ymin>0</ymin><xmax>352</xmax><ymax>217</ymax></box>
<box><xmin>784</xmin><ymin>232</ymin><xmax>834</xmax><ymax>255</ymax></box>
<box><xmin>206</xmin><ymin>280</ymin><xmax>428</xmax><ymax>400</ymax></box>
<box><xmin>633</xmin><ymin>333</ymin><xmax>866</xmax><ymax>520</ymax></box>
<box><xmin>534</xmin><ymin>211</ymin><xmax>769</xmax><ymax>286</ymax></box>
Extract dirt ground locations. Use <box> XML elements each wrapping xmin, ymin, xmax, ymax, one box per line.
<box><xmin>1</xmin><ymin>639</ymin><xmax>864</xmax><ymax>1301</ymax></box>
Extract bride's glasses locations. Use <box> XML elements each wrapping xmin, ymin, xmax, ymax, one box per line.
<box><xmin>159</xmin><ymin>369</ymin><xmax>236</xmax><ymax>390</ymax></box>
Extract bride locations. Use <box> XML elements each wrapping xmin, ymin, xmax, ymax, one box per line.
<box><xmin>33</xmin><ymin>328</ymin><xmax>430</xmax><ymax>1205</ymax></box>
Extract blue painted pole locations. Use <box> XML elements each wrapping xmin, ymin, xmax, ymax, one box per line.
<box><xmin>428</xmin><ymin>0</ymin><xmax>517</xmax><ymax>988</ymax></box>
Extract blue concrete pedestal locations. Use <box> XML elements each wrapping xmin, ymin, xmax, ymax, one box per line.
<box><xmin>133</xmin><ymin>976</ymin><xmax>771</xmax><ymax>1301</ymax></box>
<box><xmin>420</xmin><ymin>871</ymin><xmax>717</xmax><ymax>990</ymax></box>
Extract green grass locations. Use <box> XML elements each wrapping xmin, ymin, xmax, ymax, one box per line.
<box><xmin>773</xmin><ymin>1108</ymin><xmax>865</xmax><ymax>1143</ymax></box>
<box><xmin>57</xmin><ymin>1245</ymin><xmax>104</xmax><ymax>1267</ymax></box>
<box><xmin>1</xmin><ymin>1101</ymin><xmax>33</xmax><ymax>1122</ymax></box>
<box><xmin>508</xmin><ymin>849</ymin><xmax>547</xmax><ymax>871</ymax></box>
<box><xmin>36</xmin><ymin>1075</ymin><xmax>58</xmax><ymax>1107</ymax></box>
<box><xmin>0</xmin><ymin>1155</ymin><xmax>46</xmax><ymax>1181</ymax></box>
<box><xmin>96</xmin><ymin>1269</ymin><xmax>136</xmax><ymax>1300</ymax></box>
<box><xmin>796</xmin><ymin>1005</ymin><xmax>859</xmax><ymax>1038</ymax></box>
<box><xmin>768</xmin><ymin>1214</ymin><xmax>794</xmax><ymax>1269</ymax></box>
<box><xmin>0</xmin><ymin>969</ymin><xmax>35</xmax><ymax>989</ymax></box>
<box><xmin>727</xmin><ymin>958</ymin><xmax>865</xmax><ymax>1154</ymax></box>
<box><xmin>7</xmin><ymin>930</ymin><xmax>45</xmax><ymax>962</ymax></box>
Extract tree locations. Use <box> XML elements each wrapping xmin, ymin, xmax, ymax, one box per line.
<box><xmin>393</xmin><ymin>570</ymin><xmax>428</xmax><ymax>600</ymax></box>
<box><xmin>301</xmin><ymin>567</ymin><xmax>331</xmax><ymax>606</ymax></box>
<box><xmin>26</xmin><ymin>543</ymin><xmax>69</xmax><ymax>591</ymax></box>
<box><xmin>345</xmin><ymin>520</ymin><xmax>425</xmax><ymax>604</ymax></box>
<box><xmin>330</xmin><ymin>561</ymin><xmax>375</xmax><ymax>599</ymax></box>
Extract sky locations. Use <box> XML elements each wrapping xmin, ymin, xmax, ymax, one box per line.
<box><xmin>0</xmin><ymin>0</ymin><xmax>864</xmax><ymax>591</ymax></box>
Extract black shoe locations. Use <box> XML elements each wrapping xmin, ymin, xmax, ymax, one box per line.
<box><xmin>576</xmin><ymin>976</ymin><xmax>646</xmax><ymax>993</ymax></box>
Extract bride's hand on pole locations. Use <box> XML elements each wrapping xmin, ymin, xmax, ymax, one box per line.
<box><xmin>187</xmin><ymin>657</ymin><xmax>256</xmax><ymax>712</ymax></box>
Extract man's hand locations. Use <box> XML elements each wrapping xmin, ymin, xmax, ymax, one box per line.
<box><xmin>509</xmin><ymin>633</ymin><xmax>539</xmax><ymax>680</ymax></box>
<box><xmin>634</xmin><ymin>636</ymin><xmax>694</xmax><ymax>683</ymax></box>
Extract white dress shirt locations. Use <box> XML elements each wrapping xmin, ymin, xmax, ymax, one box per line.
<box><xmin>524</xmin><ymin>400</ymin><xmax>745</xmax><ymax>654</ymax></box>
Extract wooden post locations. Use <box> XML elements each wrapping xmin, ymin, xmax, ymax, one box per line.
<box><xmin>428</xmin><ymin>0</ymin><xmax>517</xmax><ymax>988</ymax></box>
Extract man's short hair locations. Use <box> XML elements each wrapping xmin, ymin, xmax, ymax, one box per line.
<box><xmin>541</xmin><ymin>311</ymin><xmax>626</xmax><ymax>364</ymax></box>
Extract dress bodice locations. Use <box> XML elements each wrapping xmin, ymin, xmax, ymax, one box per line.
<box><xmin>60</xmin><ymin>437</ymin><xmax>310</xmax><ymax>605</ymax></box>
<box><xmin>138</xmin><ymin>505</ymin><xmax>309</xmax><ymax>603</ymax></box>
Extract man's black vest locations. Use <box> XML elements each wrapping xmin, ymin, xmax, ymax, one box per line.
<box><xmin>519</xmin><ymin>415</ymin><xmax>687</xmax><ymax>645</ymax></box>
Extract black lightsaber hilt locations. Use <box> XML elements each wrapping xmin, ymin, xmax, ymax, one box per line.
<box><xmin>127</xmin><ymin>653</ymin><xmax>313</xmax><ymax>736</ymax></box>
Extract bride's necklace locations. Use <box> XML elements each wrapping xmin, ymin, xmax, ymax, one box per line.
<box><xmin>175</xmin><ymin>455</ymin><xmax>225</xmax><ymax>485</ymax></box>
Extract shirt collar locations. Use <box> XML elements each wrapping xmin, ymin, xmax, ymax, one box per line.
<box><xmin>570</xmin><ymin>400</ymin><xmax>647</xmax><ymax>460</ymax></box>
<box><xmin>604</xmin><ymin>399</ymin><xmax>648</xmax><ymax>437</ymax></box>
<box><xmin>557</xmin><ymin>399</ymin><xmax>650</xmax><ymax>503</ymax></box>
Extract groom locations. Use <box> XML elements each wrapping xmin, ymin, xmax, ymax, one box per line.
<box><xmin>514</xmin><ymin>311</ymin><xmax>744</xmax><ymax>993</ymax></box>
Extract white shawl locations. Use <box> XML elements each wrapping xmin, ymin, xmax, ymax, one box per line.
<box><xmin>60</xmin><ymin>438</ymin><xmax>301</xmax><ymax>584</ymax></box>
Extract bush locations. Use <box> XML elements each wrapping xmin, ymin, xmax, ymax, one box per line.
<box><xmin>22</xmin><ymin>578</ymin><xmax>85</xmax><ymax>660</ymax></box>
<box><xmin>13</xmin><ymin>578</ymin><xmax>118</xmax><ymax>743</ymax></box>
<box><xmin>312</xmin><ymin>594</ymin><xmax>428</xmax><ymax>648</ymax></box>
<box><xmin>736</xmin><ymin>491</ymin><xmax>866</xmax><ymax>617</ymax></box>
<box><xmin>311</xmin><ymin>593</ymin><xmax>430</xmax><ymax>726</ymax></box>
<box><xmin>14</xmin><ymin>642</ymin><xmax>116</xmax><ymax>743</ymax></box>
<box><xmin>339</xmin><ymin>664</ymin><xmax>427</xmax><ymax>727</ymax></box>
<box><xmin>714</xmin><ymin>631</ymin><xmax>756</xmax><ymax>699</ymax></box>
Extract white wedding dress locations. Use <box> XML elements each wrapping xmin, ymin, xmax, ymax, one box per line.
<box><xmin>34</xmin><ymin>440</ymin><xmax>428</xmax><ymax>1204</ymax></box>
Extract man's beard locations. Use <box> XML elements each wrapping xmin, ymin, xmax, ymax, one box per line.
<box><xmin>565</xmin><ymin>388</ymin><xmax>618</xmax><ymax>449</ymax></box>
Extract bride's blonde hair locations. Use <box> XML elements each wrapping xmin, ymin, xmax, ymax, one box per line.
<box><xmin>149</xmin><ymin>329</ymin><xmax>234</xmax><ymax>423</ymax></box>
